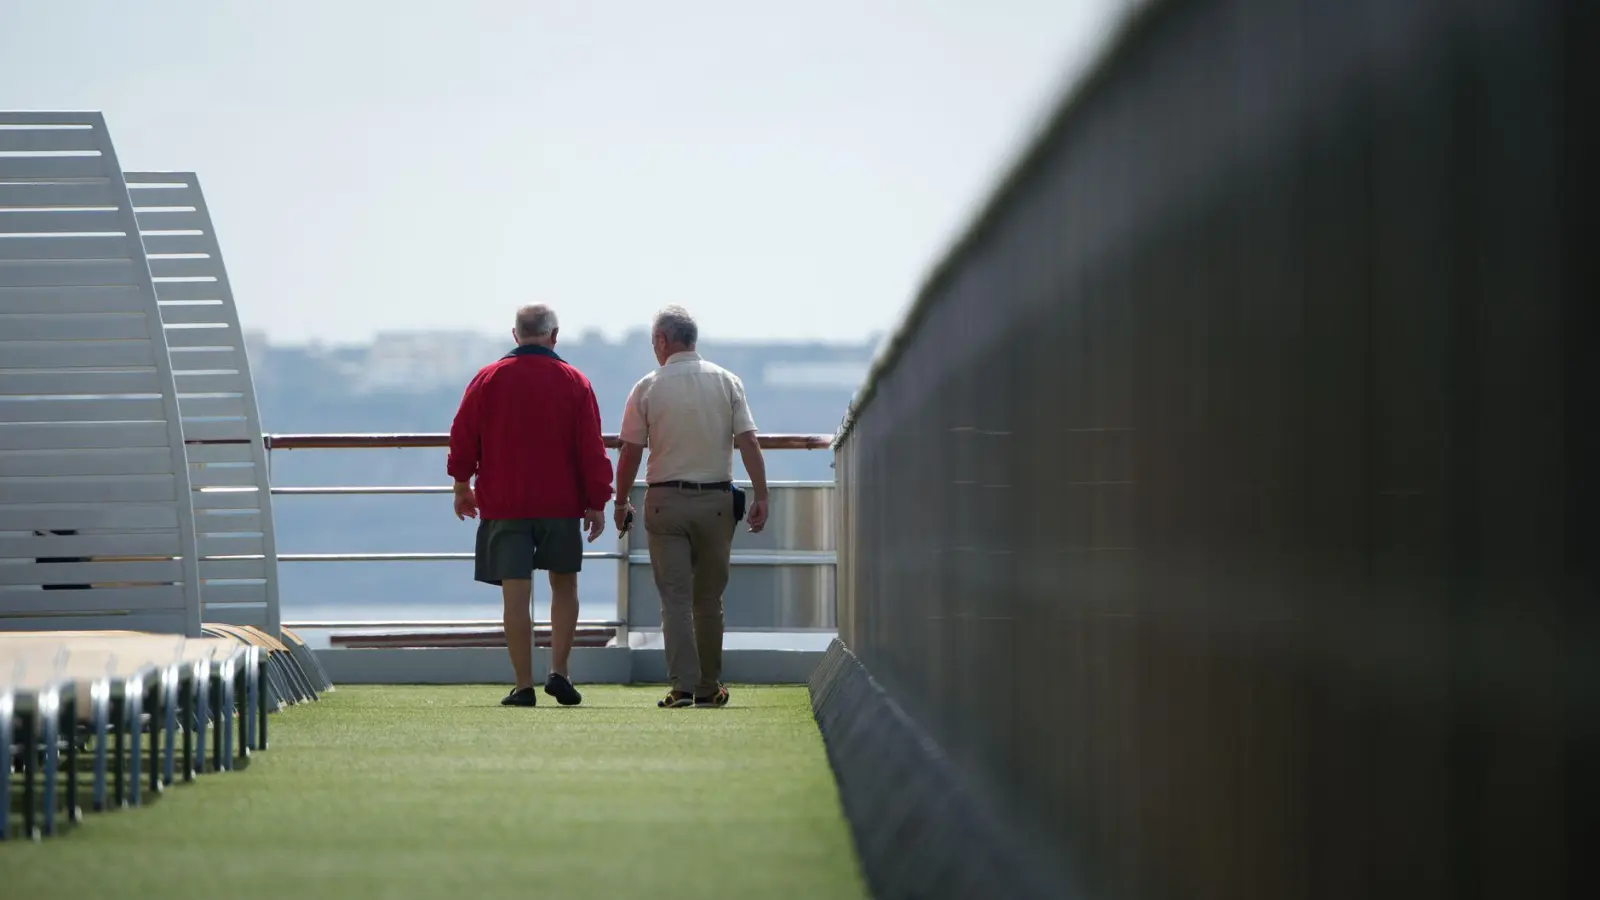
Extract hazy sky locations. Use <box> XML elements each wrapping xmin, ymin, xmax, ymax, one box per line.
<box><xmin>2</xmin><ymin>1</ymin><xmax>1120</xmax><ymax>344</ymax></box>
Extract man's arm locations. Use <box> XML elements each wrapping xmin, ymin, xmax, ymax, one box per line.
<box><xmin>447</xmin><ymin>373</ymin><xmax>485</xmax><ymax>519</ymax></box>
<box><xmin>615</xmin><ymin>441</ymin><xmax>645</xmax><ymax>514</ymax></box>
<box><xmin>734</xmin><ymin>430</ymin><xmax>769</xmax><ymax>532</ymax></box>
<box><xmin>614</xmin><ymin>379</ymin><xmax>649</xmax><ymax>531</ymax></box>
<box><xmin>730</xmin><ymin>376</ymin><xmax>768</xmax><ymax>531</ymax></box>
<box><xmin>575</xmin><ymin>381</ymin><xmax>614</xmax><ymax>512</ymax></box>
<box><xmin>734</xmin><ymin>431</ymin><xmax>768</xmax><ymax>501</ymax></box>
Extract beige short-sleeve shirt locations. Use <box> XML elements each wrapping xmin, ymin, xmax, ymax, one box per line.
<box><xmin>619</xmin><ymin>351</ymin><xmax>757</xmax><ymax>484</ymax></box>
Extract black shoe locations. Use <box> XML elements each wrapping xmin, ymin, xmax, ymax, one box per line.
<box><xmin>543</xmin><ymin>673</ymin><xmax>583</xmax><ymax>706</ymax></box>
<box><xmin>500</xmin><ymin>687</ymin><xmax>537</xmax><ymax>707</ymax></box>
<box><xmin>657</xmin><ymin>690</ymin><xmax>694</xmax><ymax>709</ymax></box>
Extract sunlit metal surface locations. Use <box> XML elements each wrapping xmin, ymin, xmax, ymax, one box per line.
<box><xmin>626</xmin><ymin>565</ymin><xmax>835</xmax><ymax>631</ymax></box>
<box><xmin>625</xmin><ymin>483</ymin><xmax>834</xmax><ymax>553</ymax></box>
<box><xmin>623</xmin><ymin>483</ymin><xmax>838</xmax><ymax>630</ymax></box>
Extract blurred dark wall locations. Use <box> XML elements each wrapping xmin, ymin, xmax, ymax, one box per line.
<box><xmin>831</xmin><ymin>0</ymin><xmax>1593</xmax><ymax>897</ymax></box>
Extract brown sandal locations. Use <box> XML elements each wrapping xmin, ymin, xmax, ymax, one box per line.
<box><xmin>694</xmin><ymin>686</ymin><xmax>730</xmax><ymax>708</ymax></box>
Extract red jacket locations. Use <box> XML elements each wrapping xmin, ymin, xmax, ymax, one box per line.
<box><xmin>447</xmin><ymin>345</ymin><xmax>614</xmax><ymax>519</ymax></box>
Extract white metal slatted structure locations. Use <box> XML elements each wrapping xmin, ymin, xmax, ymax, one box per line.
<box><xmin>0</xmin><ymin>111</ymin><xmax>204</xmax><ymax>636</ymax></box>
<box><xmin>126</xmin><ymin>172</ymin><xmax>280</xmax><ymax>636</ymax></box>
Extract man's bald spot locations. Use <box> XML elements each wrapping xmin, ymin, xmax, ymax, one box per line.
<box><xmin>516</xmin><ymin>304</ymin><xmax>558</xmax><ymax>339</ymax></box>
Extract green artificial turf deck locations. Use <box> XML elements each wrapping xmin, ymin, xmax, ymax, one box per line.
<box><xmin>3</xmin><ymin>684</ymin><xmax>867</xmax><ymax>900</ymax></box>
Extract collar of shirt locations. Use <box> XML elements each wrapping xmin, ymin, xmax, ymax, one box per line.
<box><xmin>502</xmin><ymin>344</ymin><xmax>564</xmax><ymax>362</ymax></box>
<box><xmin>664</xmin><ymin>350</ymin><xmax>701</xmax><ymax>365</ymax></box>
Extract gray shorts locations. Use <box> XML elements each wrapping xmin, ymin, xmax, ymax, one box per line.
<box><xmin>473</xmin><ymin>518</ymin><xmax>583</xmax><ymax>585</ymax></box>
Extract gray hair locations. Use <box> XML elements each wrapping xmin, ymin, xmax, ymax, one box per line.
<box><xmin>515</xmin><ymin>304</ymin><xmax>558</xmax><ymax>339</ymax></box>
<box><xmin>652</xmin><ymin>305</ymin><xmax>698</xmax><ymax>347</ymax></box>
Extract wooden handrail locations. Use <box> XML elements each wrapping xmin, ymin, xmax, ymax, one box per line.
<box><xmin>261</xmin><ymin>433</ymin><xmax>834</xmax><ymax>451</ymax></box>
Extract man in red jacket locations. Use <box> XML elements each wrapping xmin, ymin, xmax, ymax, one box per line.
<box><xmin>448</xmin><ymin>304</ymin><xmax>614</xmax><ymax>707</ymax></box>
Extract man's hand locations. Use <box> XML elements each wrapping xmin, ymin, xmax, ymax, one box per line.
<box><xmin>453</xmin><ymin>482</ymin><xmax>478</xmax><ymax>521</ymax></box>
<box><xmin>733</xmin><ymin>430</ymin><xmax>769</xmax><ymax>534</ymax></box>
<box><xmin>583</xmin><ymin>509</ymin><xmax>605</xmax><ymax>543</ymax></box>
<box><xmin>746</xmin><ymin>498</ymin><xmax>768</xmax><ymax>533</ymax></box>
<box><xmin>614</xmin><ymin>500</ymin><xmax>634</xmax><ymax>535</ymax></box>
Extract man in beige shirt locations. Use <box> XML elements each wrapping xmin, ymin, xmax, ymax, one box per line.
<box><xmin>613</xmin><ymin>306</ymin><xmax>769</xmax><ymax>708</ymax></box>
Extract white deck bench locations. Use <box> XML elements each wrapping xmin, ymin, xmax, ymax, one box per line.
<box><xmin>1</xmin><ymin>111</ymin><xmax>204</xmax><ymax>637</ymax></box>
<box><xmin>127</xmin><ymin>172</ymin><xmax>282</xmax><ymax>636</ymax></box>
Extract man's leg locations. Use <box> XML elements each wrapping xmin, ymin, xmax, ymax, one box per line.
<box><xmin>645</xmin><ymin>489</ymin><xmax>700</xmax><ymax>700</ymax></box>
<box><xmin>688</xmin><ymin>492</ymin><xmax>735</xmax><ymax>698</ymax></box>
<box><xmin>476</xmin><ymin>519</ymin><xmax>538</xmax><ymax>704</ymax></box>
<box><xmin>501</xmin><ymin>579</ymin><xmax>535</xmax><ymax>691</ymax></box>
<box><xmin>532</xmin><ymin>518</ymin><xmax>585</xmax><ymax>706</ymax></box>
<box><xmin>546</xmin><ymin>570</ymin><xmax>578</xmax><ymax>678</ymax></box>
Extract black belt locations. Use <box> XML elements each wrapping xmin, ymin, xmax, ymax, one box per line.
<box><xmin>648</xmin><ymin>480</ymin><xmax>732</xmax><ymax>491</ymax></box>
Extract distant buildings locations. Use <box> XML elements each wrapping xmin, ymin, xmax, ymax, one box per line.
<box><xmin>357</xmin><ymin>332</ymin><xmax>506</xmax><ymax>393</ymax></box>
<box><xmin>762</xmin><ymin>360</ymin><xmax>871</xmax><ymax>389</ymax></box>
<box><xmin>242</xmin><ymin>330</ymin><xmax>878</xmax><ymax>396</ymax></box>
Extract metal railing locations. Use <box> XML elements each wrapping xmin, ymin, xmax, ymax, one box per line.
<box><xmin>263</xmin><ymin>433</ymin><xmax>836</xmax><ymax>640</ymax></box>
<box><xmin>264</xmin><ymin>433</ymin><xmax>833</xmax><ymax>451</ymax></box>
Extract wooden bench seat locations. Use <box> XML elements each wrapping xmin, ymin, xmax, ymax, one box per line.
<box><xmin>0</xmin><ymin>642</ymin><xmax>102</xmax><ymax>839</ymax></box>
<box><xmin>2</xmin><ymin>630</ymin><xmax>268</xmax><ymax>841</ymax></box>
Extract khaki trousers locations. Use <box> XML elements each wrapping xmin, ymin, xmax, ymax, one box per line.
<box><xmin>643</xmin><ymin>485</ymin><xmax>735</xmax><ymax>695</ymax></box>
